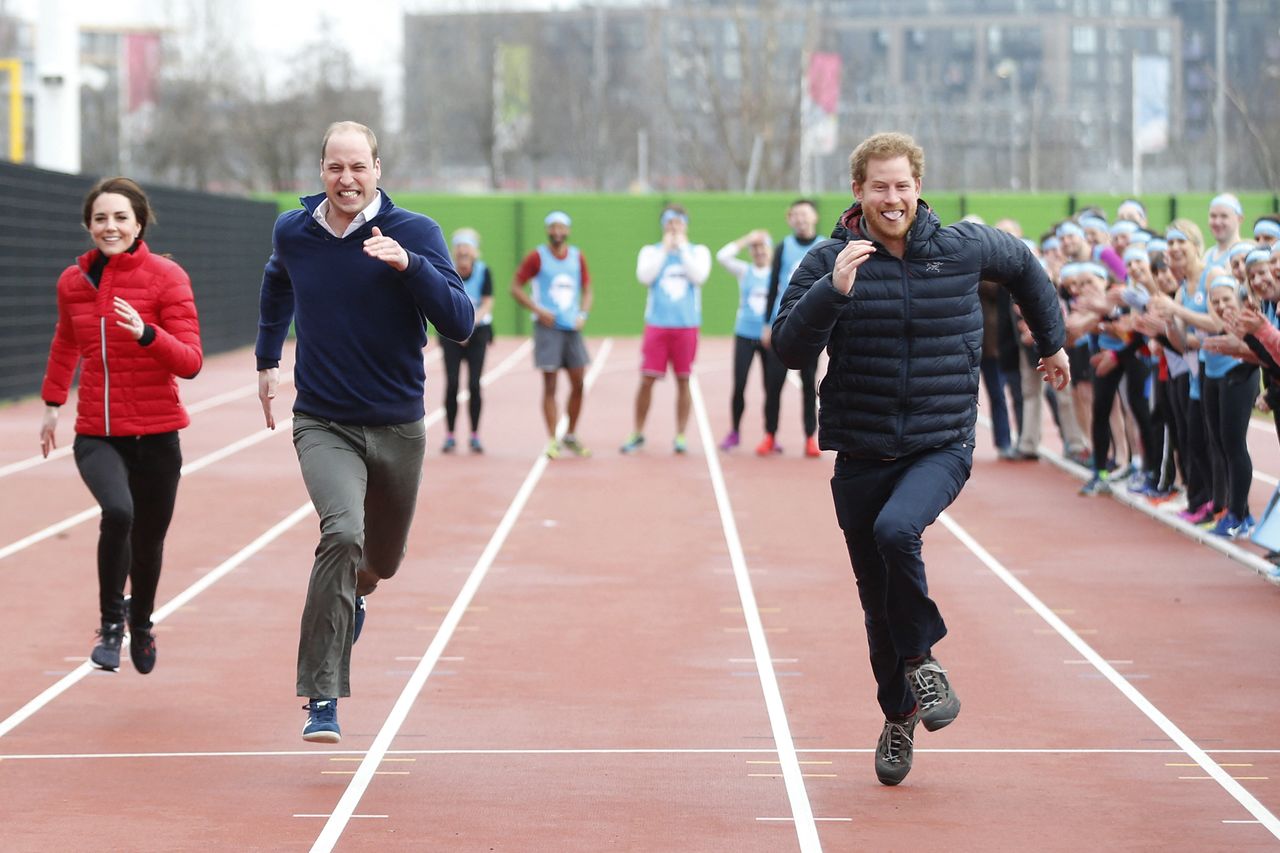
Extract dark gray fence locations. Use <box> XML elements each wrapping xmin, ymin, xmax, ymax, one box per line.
<box><xmin>0</xmin><ymin>162</ymin><xmax>277</xmax><ymax>402</ymax></box>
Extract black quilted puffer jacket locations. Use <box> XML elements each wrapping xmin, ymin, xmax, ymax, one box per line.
<box><xmin>772</xmin><ymin>200</ymin><xmax>1066</xmax><ymax>460</ymax></box>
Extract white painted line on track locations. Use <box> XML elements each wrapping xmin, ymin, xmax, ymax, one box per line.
<box><xmin>0</xmin><ymin>344</ymin><xmax>530</xmax><ymax>740</ymax></box>
<box><xmin>688</xmin><ymin>374</ymin><xmax>820</xmax><ymax>853</ymax></box>
<box><xmin>0</xmin><ymin>371</ymin><xmax>299</xmax><ymax>480</ymax></box>
<box><xmin>309</xmin><ymin>338</ymin><xmax>611</xmax><ymax>853</ymax></box>
<box><xmin>0</xmin><ymin>347</ymin><xmax>516</xmax><ymax>566</ymax></box>
<box><xmin>9</xmin><ymin>745</ymin><xmax>1280</xmax><ymax>762</ymax></box>
<box><xmin>938</xmin><ymin>512</ymin><xmax>1280</xmax><ymax>840</ymax></box>
<box><xmin>0</xmin><ymin>503</ymin><xmax>314</xmax><ymax>740</ymax></box>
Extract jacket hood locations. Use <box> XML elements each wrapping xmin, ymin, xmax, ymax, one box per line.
<box><xmin>832</xmin><ymin>199</ymin><xmax>940</xmax><ymax>249</ymax></box>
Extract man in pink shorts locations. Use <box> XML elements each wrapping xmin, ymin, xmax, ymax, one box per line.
<box><xmin>620</xmin><ymin>203</ymin><xmax>712</xmax><ymax>454</ymax></box>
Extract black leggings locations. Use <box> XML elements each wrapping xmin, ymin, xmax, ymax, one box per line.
<box><xmin>73</xmin><ymin>432</ymin><xmax>183</xmax><ymax>629</ymax></box>
<box><xmin>731</xmin><ymin>336</ymin><xmax>771</xmax><ymax>432</ymax></box>
<box><xmin>763</xmin><ymin>348</ymin><xmax>817</xmax><ymax>437</ymax></box>
<box><xmin>1202</xmin><ymin>364</ymin><xmax>1259</xmax><ymax>518</ymax></box>
<box><xmin>1090</xmin><ymin>349</ymin><xmax>1156</xmax><ymax>475</ymax></box>
<box><xmin>440</xmin><ymin>325</ymin><xmax>491</xmax><ymax>433</ymax></box>
<box><xmin>1150</xmin><ymin>375</ymin><xmax>1185</xmax><ymax>491</ymax></box>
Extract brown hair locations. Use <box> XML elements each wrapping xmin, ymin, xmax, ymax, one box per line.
<box><xmin>849</xmin><ymin>132</ymin><xmax>925</xmax><ymax>185</ymax></box>
<box><xmin>82</xmin><ymin>177</ymin><xmax>156</xmax><ymax>240</ymax></box>
<box><xmin>321</xmin><ymin>121</ymin><xmax>379</xmax><ymax>162</ymax></box>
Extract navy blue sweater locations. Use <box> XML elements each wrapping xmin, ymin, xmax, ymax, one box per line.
<box><xmin>255</xmin><ymin>191</ymin><xmax>474</xmax><ymax>425</ymax></box>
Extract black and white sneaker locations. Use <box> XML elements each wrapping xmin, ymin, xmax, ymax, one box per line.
<box><xmin>91</xmin><ymin>622</ymin><xmax>124</xmax><ymax>671</ymax></box>
<box><xmin>875</xmin><ymin>711</ymin><xmax>918</xmax><ymax>786</ymax></box>
<box><xmin>906</xmin><ymin>656</ymin><xmax>960</xmax><ymax>732</ymax></box>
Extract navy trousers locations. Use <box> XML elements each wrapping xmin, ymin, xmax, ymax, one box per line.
<box><xmin>830</xmin><ymin>441</ymin><xmax>973</xmax><ymax>717</ymax></box>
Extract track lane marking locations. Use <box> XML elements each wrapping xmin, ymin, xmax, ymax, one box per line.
<box><xmin>689</xmin><ymin>374</ymin><xmax>821</xmax><ymax>853</ymax></box>
<box><xmin>939</xmin><ymin>512</ymin><xmax>1280</xmax><ymax>840</ymax></box>
<box><xmin>308</xmin><ymin>339</ymin><xmax>612</xmax><ymax>853</ymax></box>
<box><xmin>0</xmin><ymin>343</ymin><xmax>531</xmax><ymax>739</ymax></box>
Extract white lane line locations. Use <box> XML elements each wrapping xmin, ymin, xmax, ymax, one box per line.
<box><xmin>0</xmin><ymin>504</ymin><xmax>314</xmax><ymax>740</ymax></box>
<box><xmin>939</xmin><ymin>512</ymin><xmax>1280</xmax><ymax>840</ymax></box>
<box><xmin>0</xmin><ymin>344</ymin><xmax>529</xmax><ymax>739</ymax></box>
<box><xmin>0</xmin><ymin>423</ymin><xmax>290</xmax><ymax>564</ymax></box>
<box><xmin>0</xmin><ymin>346</ymin><xmax>517</xmax><ymax>566</ymax></box>
<box><xmin>689</xmin><ymin>374</ymin><xmax>820</xmax><ymax>853</ymax></box>
<box><xmin>309</xmin><ymin>338</ymin><xmax>611</xmax><ymax>853</ymax></box>
<box><xmin>0</xmin><ymin>372</ymin><xmax>298</xmax><ymax>480</ymax></box>
<box><xmin>758</xmin><ymin>818</ymin><xmax>852</xmax><ymax>823</ymax></box>
<box><xmin>8</xmin><ymin>746</ymin><xmax>1280</xmax><ymax>761</ymax></box>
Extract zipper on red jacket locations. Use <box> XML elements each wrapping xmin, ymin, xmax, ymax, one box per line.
<box><xmin>100</xmin><ymin>316</ymin><xmax>111</xmax><ymax>435</ymax></box>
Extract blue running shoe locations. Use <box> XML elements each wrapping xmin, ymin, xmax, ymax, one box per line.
<box><xmin>353</xmin><ymin>595</ymin><xmax>366</xmax><ymax>644</ymax></box>
<box><xmin>302</xmin><ymin>699</ymin><xmax>340</xmax><ymax>743</ymax></box>
<box><xmin>1208</xmin><ymin>512</ymin><xmax>1240</xmax><ymax>538</ymax></box>
<box><xmin>1229</xmin><ymin>514</ymin><xmax>1256</xmax><ymax>539</ymax></box>
<box><xmin>1079</xmin><ymin>474</ymin><xmax>1110</xmax><ymax>496</ymax></box>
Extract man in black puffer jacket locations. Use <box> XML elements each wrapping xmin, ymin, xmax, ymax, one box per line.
<box><xmin>773</xmin><ymin>132</ymin><xmax>1069</xmax><ymax>787</ymax></box>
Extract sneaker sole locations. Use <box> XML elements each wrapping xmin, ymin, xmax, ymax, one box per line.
<box><xmin>876</xmin><ymin>765</ymin><xmax>911</xmax><ymax>786</ymax></box>
<box><xmin>919</xmin><ymin>700</ymin><xmax>960</xmax><ymax>732</ymax></box>
<box><xmin>302</xmin><ymin>730</ymin><xmax>341</xmax><ymax>744</ymax></box>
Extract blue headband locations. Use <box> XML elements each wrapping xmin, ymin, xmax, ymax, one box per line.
<box><xmin>1129</xmin><ymin>231</ymin><xmax>1153</xmax><ymax>244</ymax></box>
<box><xmin>1118</xmin><ymin>199</ymin><xmax>1146</xmax><ymax>218</ymax></box>
<box><xmin>1166</xmin><ymin>227</ymin><xmax>1190</xmax><ymax>242</ymax></box>
<box><xmin>1209</xmin><ymin>194</ymin><xmax>1244</xmax><ymax>217</ymax></box>
<box><xmin>1255</xmin><ymin>220</ymin><xmax>1280</xmax><ymax>239</ymax></box>
<box><xmin>1041</xmin><ymin>236</ymin><xmax>1061</xmax><ymax>251</ymax></box>
<box><xmin>451</xmin><ymin>232</ymin><xmax>478</xmax><ymax>249</ymax></box>
<box><xmin>1147</xmin><ymin>238</ymin><xmax>1168</xmax><ymax>254</ymax></box>
<box><xmin>1058</xmin><ymin>262</ymin><xmax>1080</xmax><ymax>282</ymax></box>
<box><xmin>660</xmin><ymin>209</ymin><xmax>688</xmax><ymax>228</ymax></box>
<box><xmin>1228</xmin><ymin>242</ymin><xmax>1257</xmax><ymax>261</ymax></box>
<box><xmin>1057</xmin><ymin>222</ymin><xmax>1084</xmax><ymax>239</ymax></box>
<box><xmin>1246</xmin><ymin>249</ymin><xmax>1272</xmax><ymax>268</ymax></box>
<box><xmin>544</xmin><ymin>211</ymin><xmax>571</xmax><ymax>227</ymax></box>
<box><xmin>1123</xmin><ymin>246</ymin><xmax>1149</xmax><ymax>263</ymax></box>
<box><xmin>1110</xmin><ymin>220</ymin><xmax>1139</xmax><ymax>235</ymax></box>
<box><xmin>1079</xmin><ymin>215</ymin><xmax>1109</xmax><ymax>233</ymax></box>
<box><xmin>1081</xmin><ymin>261</ymin><xmax>1109</xmax><ymax>280</ymax></box>
<box><xmin>1209</xmin><ymin>274</ymin><xmax>1239</xmax><ymax>291</ymax></box>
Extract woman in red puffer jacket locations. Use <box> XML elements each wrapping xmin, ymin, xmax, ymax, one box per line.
<box><xmin>39</xmin><ymin>177</ymin><xmax>202</xmax><ymax>676</ymax></box>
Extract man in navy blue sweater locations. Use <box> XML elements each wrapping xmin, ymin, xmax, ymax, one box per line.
<box><xmin>256</xmin><ymin>121</ymin><xmax>474</xmax><ymax>743</ymax></box>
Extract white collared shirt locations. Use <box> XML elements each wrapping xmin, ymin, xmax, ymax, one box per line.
<box><xmin>313</xmin><ymin>190</ymin><xmax>383</xmax><ymax>238</ymax></box>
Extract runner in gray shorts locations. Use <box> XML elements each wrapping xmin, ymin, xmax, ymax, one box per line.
<box><xmin>534</xmin><ymin>323</ymin><xmax>591</xmax><ymax>371</ymax></box>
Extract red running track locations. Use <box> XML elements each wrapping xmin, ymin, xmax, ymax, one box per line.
<box><xmin>1</xmin><ymin>336</ymin><xmax>1278</xmax><ymax>851</ymax></box>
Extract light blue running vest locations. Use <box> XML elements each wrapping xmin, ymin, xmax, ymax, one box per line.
<box><xmin>644</xmin><ymin>247</ymin><xmax>701</xmax><ymax>328</ymax></box>
<box><xmin>734</xmin><ymin>266</ymin><xmax>771</xmax><ymax>340</ymax></box>
<box><xmin>534</xmin><ymin>245</ymin><xmax>583</xmax><ymax>331</ymax></box>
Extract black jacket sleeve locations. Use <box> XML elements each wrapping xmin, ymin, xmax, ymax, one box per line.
<box><xmin>964</xmin><ymin>222</ymin><xmax>1066</xmax><ymax>358</ymax></box>
<box><xmin>772</xmin><ymin>242</ymin><xmax>847</xmax><ymax>369</ymax></box>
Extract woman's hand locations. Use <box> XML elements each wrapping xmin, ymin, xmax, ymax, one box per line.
<box><xmin>40</xmin><ymin>406</ymin><xmax>58</xmax><ymax>457</ymax></box>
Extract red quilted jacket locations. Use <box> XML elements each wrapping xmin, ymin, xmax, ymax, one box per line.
<box><xmin>41</xmin><ymin>241</ymin><xmax>203</xmax><ymax>437</ymax></box>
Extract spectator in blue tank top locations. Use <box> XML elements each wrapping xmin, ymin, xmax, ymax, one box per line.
<box><xmin>620</xmin><ymin>203</ymin><xmax>712</xmax><ymax>455</ymax></box>
<box><xmin>511</xmin><ymin>211</ymin><xmax>594</xmax><ymax>460</ymax></box>
<box><xmin>439</xmin><ymin>228</ymin><xmax>494</xmax><ymax>454</ymax></box>
<box><xmin>714</xmin><ymin>229</ymin><xmax>775</xmax><ymax>452</ymax></box>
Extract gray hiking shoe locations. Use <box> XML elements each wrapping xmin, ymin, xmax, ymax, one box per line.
<box><xmin>906</xmin><ymin>656</ymin><xmax>960</xmax><ymax>732</ymax></box>
<box><xmin>875</xmin><ymin>711</ymin><xmax>918</xmax><ymax>786</ymax></box>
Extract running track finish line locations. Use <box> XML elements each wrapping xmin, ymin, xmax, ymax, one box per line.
<box><xmin>309</xmin><ymin>339</ymin><xmax>614</xmax><ymax>853</ymax></box>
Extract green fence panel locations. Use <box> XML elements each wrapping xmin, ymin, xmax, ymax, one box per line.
<box><xmin>962</xmin><ymin>193</ymin><xmax>1072</xmax><ymax>242</ymax></box>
